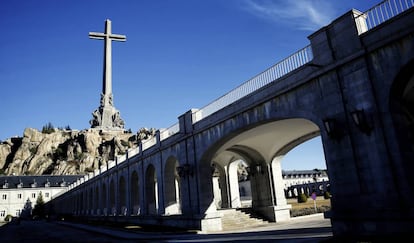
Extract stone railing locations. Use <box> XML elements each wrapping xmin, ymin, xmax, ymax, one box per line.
<box><xmin>192</xmin><ymin>45</ymin><xmax>313</xmax><ymax>122</ymax></box>
<box><xmin>159</xmin><ymin>122</ymin><xmax>180</xmax><ymax>141</ymax></box>
<box><xmin>355</xmin><ymin>0</ymin><xmax>414</xmax><ymax>34</ymax></box>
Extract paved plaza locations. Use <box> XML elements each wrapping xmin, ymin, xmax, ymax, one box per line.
<box><xmin>0</xmin><ymin>214</ymin><xmax>333</xmax><ymax>242</ymax></box>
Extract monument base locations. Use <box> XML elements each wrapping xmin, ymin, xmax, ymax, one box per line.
<box><xmin>90</xmin><ymin>104</ymin><xmax>125</xmax><ymax>130</ymax></box>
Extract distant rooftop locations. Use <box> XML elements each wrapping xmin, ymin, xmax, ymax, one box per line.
<box><xmin>0</xmin><ymin>175</ymin><xmax>83</xmax><ymax>189</ymax></box>
<box><xmin>282</xmin><ymin>169</ymin><xmax>327</xmax><ymax>177</ymax></box>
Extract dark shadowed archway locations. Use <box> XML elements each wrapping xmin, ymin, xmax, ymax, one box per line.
<box><xmin>130</xmin><ymin>170</ymin><xmax>140</xmax><ymax>215</ymax></box>
<box><xmin>164</xmin><ymin>156</ymin><xmax>182</xmax><ymax>215</ymax></box>
<box><xmin>119</xmin><ymin>176</ymin><xmax>127</xmax><ymax>215</ymax></box>
<box><xmin>145</xmin><ymin>164</ymin><xmax>157</xmax><ymax>215</ymax></box>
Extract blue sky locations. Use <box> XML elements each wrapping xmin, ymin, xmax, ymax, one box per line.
<box><xmin>0</xmin><ymin>0</ymin><xmax>380</xmax><ymax>170</ymax></box>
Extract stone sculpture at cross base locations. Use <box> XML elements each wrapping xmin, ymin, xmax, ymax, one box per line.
<box><xmin>89</xmin><ymin>19</ymin><xmax>126</xmax><ymax>131</ymax></box>
<box><xmin>89</xmin><ymin>94</ymin><xmax>125</xmax><ymax>130</ymax></box>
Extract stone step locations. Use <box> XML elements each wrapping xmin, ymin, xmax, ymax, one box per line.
<box><xmin>220</xmin><ymin>208</ymin><xmax>271</xmax><ymax>230</ymax></box>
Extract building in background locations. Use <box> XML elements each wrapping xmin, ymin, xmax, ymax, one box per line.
<box><xmin>282</xmin><ymin>169</ymin><xmax>329</xmax><ymax>188</ymax></box>
<box><xmin>236</xmin><ymin>169</ymin><xmax>329</xmax><ymax>206</ymax></box>
<box><xmin>282</xmin><ymin>170</ymin><xmax>329</xmax><ymax>198</ymax></box>
<box><xmin>0</xmin><ymin>175</ymin><xmax>82</xmax><ymax>221</ymax></box>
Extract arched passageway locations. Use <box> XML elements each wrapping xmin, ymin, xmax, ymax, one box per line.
<box><xmin>109</xmin><ymin>179</ymin><xmax>116</xmax><ymax>215</ymax></box>
<box><xmin>164</xmin><ymin>157</ymin><xmax>181</xmax><ymax>215</ymax></box>
<box><xmin>391</xmin><ymin>61</ymin><xmax>414</xmax><ymax>156</ymax></box>
<box><xmin>145</xmin><ymin>164</ymin><xmax>158</xmax><ymax>215</ymax></box>
<box><xmin>212</xmin><ymin>160</ymin><xmax>251</xmax><ymax>209</ymax></box>
<box><xmin>130</xmin><ymin>170</ymin><xmax>140</xmax><ymax>215</ymax></box>
<box><xmin>88</xmin><ymin>188</ymin><xmax>93</xmax><ymax>215</ymax></box>
<box><xmin>119</xmin><ymin>176</ymin><xmax>127</xmax><ymax>215</ymax></box>
<box><xmin>206</xmin><ymin>118</ymin><xmax>322</xmax><ymax>222</ymax></box>
<box><xmin>101</xmin><ymin>183</ymin><xmax>107</xmax><ymax>215</ymax></box>
<box><xmin>390</xmin><ymin>60</ymin><xmax>414</xmax><ymax>199</ymax></box>
<box><xmin>94</xmin><ymin>186</ymin><xmax>99</xmax><ymax>215</ymax></box>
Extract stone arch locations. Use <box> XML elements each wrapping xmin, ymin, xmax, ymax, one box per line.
<box><xmin>101</xmin><ymin>182</ymin><xmax>107</xmax><ymax>215</ymax></box>
<box><xmin>390</xmin><ymin>60</ymin><xmax>414</xmax><ymax>157</ymax></box>
<box><xmin>225</xmin><ymin>146</ymin><xmax>269</xmax><ymax>209</ymax></box>
<box><xmin>270</xmin><ymin>130</ymin><xmax>321</xmax><ymax>207</ymax></box>
<box><xmin>211</xmin><ymin>162</ymin><xmax>228</xmax><ymax>209</ymax></box>
<box><xmin>88</xmin><ymin>187</ymin><xmax>93</xmax><ymax>214</ymax></box>
<box><xmin>145</xmin><ymin>164</ymin><xmax>158</xmax><ymax>215</ymax></box>
<box><xmin>164</xmin><ymin>156</ymin><xmax>181</xmax><ymax>215</ymax></box>
<box><xmin>198</xmin><ymin>117</ymin><xmax>323</xmax><ymax>221</ymax></box>
<box><xmin>119</xmin><ymin>176</ymin><xmax>127</xmax><ymax>215</ymax></box>
<box><xmin>212</xmin><ymin>144</ymin><xmax>273</xmax><ymax>212</ymax></box>
<box><xmin>390</xmin><ymin>60</ymin><xmax>414</xmax><ymax>198</ymax></box>
<box><xmin>227</xmin><ymin>159</ymin><xmax>250</xmax><ymax>208</ymax></box>
<box><xmin>82</xmin><ymin>189</ymin><xmax>86</xmax><ymax>214</ymax></box>
<box><xmin>94</xmin><ymin>185</ymin><xmax>99</xmax><ymax>215</ymax></box>
<box><xmin>82</xmin><ymin>190</ymin><xmax>87</xmax><ymax>215</ymax></box>
<box><xmin>130</xmin><ymin>170</ymin><xmax>140</xmax><ymax>215</ymax></box>
<box><xmin>78</xmin><ymin>191</ymin><xmax>83</xmax><ymax>215</ymax></box>
<box><xmin>109</xmin><ymin>178</ymin><xmax>116</xmax><ymax>215</ymax></box>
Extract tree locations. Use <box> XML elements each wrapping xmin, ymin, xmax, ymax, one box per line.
<box><xmin>32</xmin><ymin>192</ymin><xmax>45</xmax><ymax>219</ymax></box>
<box><xmin>41</xmin><ymin>122</ymin><xmax>55</xmax><ymax>134</ymax></box>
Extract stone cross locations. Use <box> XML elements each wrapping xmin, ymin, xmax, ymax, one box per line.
<box><xmin>89</xmin><ymin>19</ymin><xmax>126</xmax><ymax>105</ymax></box>
<box><xmin>89</xmin><ymin>19</ymin><xmax>126</xmax><ymax>130</ymax></box>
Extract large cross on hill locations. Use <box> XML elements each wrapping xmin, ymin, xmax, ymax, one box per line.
<box><xmin>89</xmin><ymin>19</ymin><xmax>126</xmax><ymax>130</ymax></box>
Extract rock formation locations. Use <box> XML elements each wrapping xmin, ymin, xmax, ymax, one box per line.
<box><xmin>0</xmin><ymin>127</ymin><xmax>156</xmax><ymax>176</ymax></box>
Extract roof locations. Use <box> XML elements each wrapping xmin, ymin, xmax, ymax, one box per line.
<box><xmin>282</xmin><ymin>169</ymin><xmax>328</xmax><ymax>177</ymax></box>
<box><xmin>0</xmin><ymin>175</ymin><xmax>83</xmax><ymax>189</ymax></box>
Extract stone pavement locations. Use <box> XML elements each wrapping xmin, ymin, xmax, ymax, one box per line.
<box><xmin>0</xmin><ymin>213</ymin><xmax>334</xmax><ymax>242</ymax></box>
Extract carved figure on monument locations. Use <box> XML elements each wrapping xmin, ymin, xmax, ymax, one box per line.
<box><xmin>90</xmin><ymin>109</ymin><xmax>102</xmax><ymax>127</ymax></box>
<box><xmin>112</xmin><ymin>111</ymin><xmax>125</xmax><ymax>128</ymax></box>
<box><xmin>89</xmin><ymin>19</ymin><xmax>126</xmax><ymax>130</ymax></box>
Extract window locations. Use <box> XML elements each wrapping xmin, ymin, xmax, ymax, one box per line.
<box><xmin>17</xmin><ymin>194</ymin><xmax>22</xmax><ymax>199</ymax></box>
<box><xmin>16</xmin><ymin>210</ymin><xmax>21</xmax><ymax>216</ymax></box>
<box><xmin>32</xmin><ymin>193</ymin><xmax>36</xmax><ymax>198</ymax></box>
<box><xmin>2</xmin><ymin>194</ymin><xmax>6</xmax><ymax>200</ymax></box>
<box><xmin>0</xmin><ymin>210</ymin><xmax>5</xmax><ymax>217</ymax></box>
<box><xmin>45</xmin><ymin>192</ymin><xmax>49</xmax><ymax>198</ymax></box>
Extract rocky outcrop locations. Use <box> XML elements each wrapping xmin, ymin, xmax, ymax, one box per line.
<box><xmin>0</xmin><ymin>127</ymin><xmax>156</xmax><ymax>176</ymax></box>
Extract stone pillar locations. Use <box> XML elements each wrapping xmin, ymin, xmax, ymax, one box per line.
<box><xmin>179</xmin><ymin>109</ymin><xmax>222</xmax><ymax>232</ymax></box>
<box><xmin>308</xmin><ymin>9</ymin><xmax>363</xmax><ymax>65</ymax></box>
<box><xmin>309</xmin><ymin>9</ymin><xmax>414</xmax><ymax>237</ymax></box>
<box><xmin>250</xmin><ymin>161</ymin><xmax>291</xmax><ymax>222</ymax></box>
<box><xmin>212</xmin><ymin>176</ymin><xmax>222</xmax><ymax>209</ymax></box>
<box><xmin>269</xmin><ymin>157</ymin><xmax>291</xmax><ymax>222</ymax></box>
<box><xmin>228</xmin><ymin>162</ymin><xmax>241</xmax><ymax>208</ymax></box>
<box><xmin>178</xmin><ymin>108</ymin><xmax>199</xmax><ymax>134</ymax></box>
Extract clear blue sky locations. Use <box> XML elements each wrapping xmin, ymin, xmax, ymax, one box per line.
<box><xmin>0</xmin><ymin>0</ymin><xmax>380</xmax><ymax>170</ymax></box>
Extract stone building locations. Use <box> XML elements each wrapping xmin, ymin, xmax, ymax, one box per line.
<box><xmin>0</xmin><ymin>175</ymin><xmax>82</xmax><ymax>221</ymax></box>
<box><xmin>282</xmin><ymin>170</ymin><xmax>329</xmax><ymax>188</ymax></box>
<box><xmin>236</xmin><ymin>169</ymin><xmax>329</xmax><ymax>205</ymax></box>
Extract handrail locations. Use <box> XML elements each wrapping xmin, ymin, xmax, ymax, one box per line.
<box><xmin>160</xmin><ymin>122</ymin><xmax>180</xmax><ymax>141</ymax></box>
<box><xmin>192</xmin><ymin>45</ymin><xmax>313</xmax><ymax>122</ymax></box>
<box><xmin>355</xmin><ymin>0</ymin><xmax>414</xmax><ymax>34</ymax></box>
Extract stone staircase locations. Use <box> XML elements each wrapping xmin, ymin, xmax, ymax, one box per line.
<box><xmin>220</xmin><ymin>208</ymin><xmax>271</xmax><ymax>231</ymax></box>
